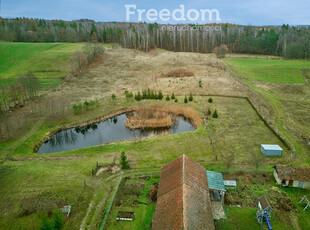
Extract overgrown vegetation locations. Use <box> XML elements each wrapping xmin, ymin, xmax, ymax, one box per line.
<box><xmin>70</xmin><ymin>43</ymin><xmax>104</xmax><ymax>76</ymax></box>
<box><xmin>213</xmin><ymin>44</ymin><xmax>229</xmax><ymax>58</ymax></box>
<box><xmin>39</xmin><ymin>209</ymin><xmax>63</xmax><ymax>230</ymax></box>
<box><xmin>72</xmin><ymin>100</ymin><xmax>96</xmax><ymax>114</ymax></box>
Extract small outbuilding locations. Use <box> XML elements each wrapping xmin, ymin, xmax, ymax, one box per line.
<box><xmin>273</xmin><ymin>165</ymin><xmax>310</xmax><ymax>189</ymax></box>
<box><xmin>206</xmin><ymin>170</ymin><xmax>226</xmax><ymax>204</ymax></box>
<box><xmin>261</xmin><ymin>144</ymin><xmax>282</xmax><ymax>156</ymax></box>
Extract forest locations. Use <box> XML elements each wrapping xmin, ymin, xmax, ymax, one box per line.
<box><xmin>0</xmin><ymin>17</ymin><xmax>310</xmax><ymax>59</ymax></box>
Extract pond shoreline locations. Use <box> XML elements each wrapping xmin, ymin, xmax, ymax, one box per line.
<box><xmin>34</xmin><ymin>107</ymin><xmax>137</xmax><ymax>152</ymax></box>
<box><xmin>34</xmin><ymin>106</ymin><xmax>201</xmax><ymax>153</ymax></box>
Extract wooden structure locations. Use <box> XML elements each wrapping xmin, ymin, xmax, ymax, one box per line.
<box><xmin>116</xmin><ymin>211</ymin><xmax>135</xmax><ymax>221</ymax></box>
<box><xmin>274</xmin><ymin>165</ymin><xmax>310</xmax><ymax>189</ymax></box>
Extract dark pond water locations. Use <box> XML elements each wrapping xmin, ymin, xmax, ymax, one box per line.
<box><xmin>38</xmin><ymin>113</ymin><xmax>195</xmax><ymax>154</ymax></box>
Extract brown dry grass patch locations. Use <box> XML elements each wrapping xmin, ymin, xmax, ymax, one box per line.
<box><xmin>160</xmin><ymin>69</ymin><xmax>194</xmax><ymax>78</ymax></box>
<box><xmin>125</xmin><ymin>106</ymin><xmax>202</xmax><ymax>129</ymax></box>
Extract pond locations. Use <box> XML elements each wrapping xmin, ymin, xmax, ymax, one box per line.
<box><xmin>37</xmin><ymin>113</ymin><xmax>196</xmax><ymax>154</ymax></box>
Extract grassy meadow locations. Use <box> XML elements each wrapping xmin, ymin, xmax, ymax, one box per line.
<box><xmin>0</xmin><ymin>42</ymin><xmax>112</xmax><ymax>90</ymax></box>
<box><xmin>0</xmin><ymin>44</ymin><xmax>309</xmax><ymax>230</ymax></box>
<box><xmin>224</xmin><ymin>58</ymin><xmax>309</xmax><ymax>83</ymax></box>
<box><xmin>224</xmin><ymin>58</ymin><xmax>310</xmax><ymax>162</ymax></box>
<box><xmin>0</xmin><ymin>94</ymin><xmax>301</xmax><ymax>229</ymax></box>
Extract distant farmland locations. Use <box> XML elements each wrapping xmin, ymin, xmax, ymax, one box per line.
<box><xmin>224</xmin><ymin>58</ymin><xmax>310</xmax><ymax>84</ymax></box>
<box><xmin>0</xmin><ymin>43</ymin><xmax>85</xmax><ymax>89</ymax></box>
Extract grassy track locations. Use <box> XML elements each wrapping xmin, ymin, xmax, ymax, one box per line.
<box><xmin>224</xmin><ymin>58</ymin><xmax>309</xmax><ymax>83</ymax></box>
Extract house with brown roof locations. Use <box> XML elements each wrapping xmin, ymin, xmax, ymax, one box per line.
<box><xmin>152</xmin><ymin>155</ymin><xmax>215</xmax><ymax>230</ymax></box>
<box><xmin>273</xmin><ymin>165</ymin><xmax>310</xmax><ymax>189</ymax></box>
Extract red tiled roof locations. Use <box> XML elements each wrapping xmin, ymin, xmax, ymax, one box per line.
<box><xmin>275</xmin><ymin>165</ymin><xmax>310</xmax><ymax>182</ymax></box>
<box><xmin>152</xmin><ymin>155</ymin><xmax>214</xmax><ymax>230</ymax></box>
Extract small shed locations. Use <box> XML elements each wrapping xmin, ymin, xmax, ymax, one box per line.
<box><xmin>273</xmin><ymin>165</ymin><xmax>310</xmax><ymax>189</ymax></box>
<box><xmin>261</xmin><ymin>144</ymin><xmax>282</xmax><ymax>156</ymax></box>
<box><xmin>206</xmin><ymin>170</ymin><xmax>226</xmax><ymax>204</ymax></box>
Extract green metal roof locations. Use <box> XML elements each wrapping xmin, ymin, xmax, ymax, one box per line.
<box><xmin>206</xmin><ymin>170</ymin><xmax>226</xmax><ymax>191</ymax></box>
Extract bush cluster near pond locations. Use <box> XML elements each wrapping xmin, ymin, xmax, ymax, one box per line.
<box><xmin>72</xmin><ymin>100</ymin><xmax>97</xmax><ymax>114</ymax></box>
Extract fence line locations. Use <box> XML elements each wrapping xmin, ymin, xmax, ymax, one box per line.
<box><xmin>100</xmin><ymin>172</ymin><xmax>123</xmax><ymax>230</ymax></box>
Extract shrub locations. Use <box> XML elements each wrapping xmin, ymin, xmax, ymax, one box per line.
<box><xmin>175</xmin><ymin>98</ymin><xmax>178</xmax><ymax>103</ymax></box>
<box><xmin>213</xmin><ymin>109</ymin><xmax>218</xmax><ymax>118</ymax></box>
<box><xmin>83</xmin><ymin>101</ymin><xmax>90</xmax><ymax>110</ymax></box>
<box><xmin>158</xmin><ymin>91</ymin><xmax>163</xmax><ymax>100</ymax></box>
<box><xmin>53</xmin><ymin>209</ymin><xmax>63</xmax><ymax>230</ymax></box>
<box><xmin>199</xmin><ymin>80</ymin><xmax>202</xmax><ymax>88</ymax></box>
<box><xmin>135</xmin><ymin>91</ymin><xmax>142</xmax><ymax>101</ymax></box>
<box><xmin>184</xmin><ymin>96</ymin><xmax>188</xmax><ymax>103</ymax></box>
<box><xmin>72</xmin><ymin>104</ymin><xmax>82</xmax><ymax>114</ymax></box>
<box><xmin>208</xmin><ymin>108</ymin><xmax>211</xmax><ymax>115</ymax></box>
<box><xmin>111</xmin><ymin>94</ymin><xmax>116</xmax><ymax>99</ymax></box>
<box><xmin>189</xmin><ymin>93</ymin><xmax>193</xmax><ymax>101</ymax></box>
<box><xmin>120</xmin><ymin>151</ymin><xmax>130</xmax><ymax>169</ymax></box>
<box><xmin>125</xmin><ymin>91</ymin><xmax>133</xmax><ymax>98</ymax></box>
<box><xmin>208</xmin><ymin>97</ymin><xmax>213</xmax><ymax>103</ymax></box>
<box><xmin>171</xmin><ymin>93</ymin><xmax>175</xmax><ymax>100</ymax></box>
<box><xmin>213</xmin><ymin>44</ymin><xmax>229</xmax><ymax>58</ymax></box>
<box><xmin>39</xmin><ymin>215</ymin><xmax>53</xmax><ymax>230</ymax></box>
<box><xmin>166</xmin><ymin>95</ymin><xmax>170</xmax><ymax>101</ymax></box>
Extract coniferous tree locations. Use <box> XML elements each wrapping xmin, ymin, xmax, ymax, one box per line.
<box><xmin>189</xmin><ymin>93</ymin><xmax>193</xmax><ymax>101</ymax></box>
<box><xmin>120</xmin><ymin>151</ymin><xmax>130</xmax><ymax>169</ymax></box>
<box><xmin>184</xmin><ymin>96</ymin><xmax>188</xmax><ymax>103</ymax></box>
<box><xmin>213</xmin><ymin>109</ymin><xmax>218</xmax><ymax>118</ymax></box>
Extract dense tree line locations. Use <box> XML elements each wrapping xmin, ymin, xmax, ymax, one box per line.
<box><xmin>1</xmin><ymin>18</ymin><xmax>310</xmax><ymax>59</ymax></box>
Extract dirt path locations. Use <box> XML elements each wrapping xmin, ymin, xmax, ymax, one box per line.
<box><xmin>79</xmin><ymin>200</ymin><xmax>94</xmax><ymax>230</ymax></box>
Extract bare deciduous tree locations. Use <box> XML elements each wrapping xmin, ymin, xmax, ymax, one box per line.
<box><xmin>70</xmin><ymin>51</ymin><xmax>88</xmax><ymax>75</ymax></box>
<box><xmin>213</xmin><ymin>44</ymin><xmax>229</xmax><ymax>58</ymax></box>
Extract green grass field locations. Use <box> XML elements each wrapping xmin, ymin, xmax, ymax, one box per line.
<box><xmin>224</xmin><ymin>58</ymin><xmax>310</xmax><ymax>84</ymax></box>
<box><xmin>0</xmin><ymin>95</ymin><xmax>308</xmax><ymax>229</ymax></box>
<box><xmin>0</xmin><ymin>42</ymin><xmax>100</xmax><ymax>91</ymax></box>
<box><xmin>0</xmin><ymin>43</ymin><xmax>86</xmax><ymax>78</ymax></box>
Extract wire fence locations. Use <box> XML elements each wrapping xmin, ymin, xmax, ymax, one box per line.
<box><xmin>100</xmin><ymin>172</ymin><xmax>123</xmax><ymax>230</ymax></box>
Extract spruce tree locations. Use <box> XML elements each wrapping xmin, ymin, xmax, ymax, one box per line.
<box><xmin>166</xmin><ymin>95</ymin><xmax>170</xmax><ymax>101</ymax></box>
<box><xmin>120</xmin><ymin>151</ymin><xmax>130</xmax><ymax>169</ymax></box>
<box><xmin>208</xmin><ymin>97</ymin><xmax>213</xmax><ymax>103</ymax></box>
<box><xmin>171</xmin><ymin>93</ymin><xmax>175</xmax><ymax>100</ymax></box>
<box><xmin>213</xmin><ymin>109</ymin><xmax>218</xmax><ymax>118</ymax></box>
<box><xmin>184</xmin><ymin>96</ymin><xmax>188</xmax><ymax>103</ymax></box>
<box><xmin>189</xmin><ymin>93</ymin><xmax>193</xmax><ymax>101</ymax></box>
